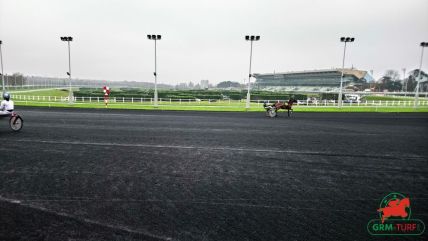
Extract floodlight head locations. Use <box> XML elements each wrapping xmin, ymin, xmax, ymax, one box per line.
<box><xmin>250</xmin><ymin>36</ymin><xmax>255</xmax><ymax>40</ymax></box>
<box><xmin>245</xmin><ymin>35</ymin><xmax>250</xmax><ymax>41</ymax></box>
<box><xmin>0</xmin><ymin>40</ymin><xmax>2</xmax><ymax>44</ymax></box>
<box><xmin>151</xmin><ymin>34</ymin><xmax>156</xmax><ymax>39</ymax></box>
<box><xmin>340</xmin><ymin>37</ymin><xmax>345</xmax><ymax>42</ymax></box>
<box><xmin>157</xmin><ymin>35</ymin><xmax>161</xmax><ymax>40</ymax></box>
<box><xmin>255</xmin><ymin>36</ymin><xmax>260</xmax><ymax>41</ymax></box>
<box><xmin>147</xmin><ymin>35</ymin><xmax>152</xmax><ymax>39</ymax></box>
<box><xmin>421</xmin><ymin>42</ymin><xmax>428</xmax><ymax>47</ymax></box>
<box><xmin>350</xmin><ymin>37</ymin><xmax>355</xmax><ymax>42</ymax></box>
<box><xmin>61</xmin><ymin>36</ymin><xmax>73</xmax><ymax>41</ymax></box>
<box><xmin>345</xmin><ymin>37</ymin><xmax>351</xmax><ymax>42</ymax></box>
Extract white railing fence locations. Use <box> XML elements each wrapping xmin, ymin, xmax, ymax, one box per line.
<box><xmin>11</xmin><ymin>94</ymin><xmax>428</xmax><ymax>107</ymax></box>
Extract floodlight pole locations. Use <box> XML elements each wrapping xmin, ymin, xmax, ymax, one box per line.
<box><xmin>154</xmin><ymin>38</ymin><xmax>158</xmax><ymax>107</ymax></box>
<box><xmin>61</xmin><ymin>36</ymin><xmax>73</xmax><ymax>103</ymax></box>
<box><xmin>245</xmin><ymin>35</ymin><xmax>260</xmax><ymax>110</ymax></box>
<box><xmin>414</xmin><ymin>42</ymin><xmax>427</xmax><ymax>108</ymax></box>
<box><xmin>0</xmin><ymin>40</ymin><xmax>5</xmax><ymax>92</ymax></box>
<box><xmin>148</xmin><ymin>34</ymin><xmax>161</xmax><ymax>107</ymax></box>
<box><xmin>67</xmin><ymin>40</ymin><xmax>72</xmax><ymax>103</ymax></box>
<box><xmin>338</xmin><ymin>42</ymin><xmax>347</xmax><ymax>107</ymax></box>
<box><xmin>338</xmin><ymin>37</ymin><xmax>354</xmax><ymax>107</ymax></box>
<box><xmin>247</xmin><ymin>40</ymin><xmax>253</xmax><ymax>109</ymax></box>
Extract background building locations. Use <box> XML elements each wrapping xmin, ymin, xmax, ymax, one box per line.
<box><xmin>200</xmin><ymin>80</ymin><xmax>209</xmax><ymax>89</ymax></box>
<box><xmin>254</xmin><ymin>68</ymin><xmax>374</xmax><ymax>92</ymax></box>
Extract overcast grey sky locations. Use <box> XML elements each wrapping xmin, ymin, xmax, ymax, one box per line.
<box><xmin>1</xmin><ymin>0</ymin><xmax>427</xmax><ymax>84</ymax></box>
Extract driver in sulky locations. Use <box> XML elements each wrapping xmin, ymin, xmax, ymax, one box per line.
<box><xmin>0</xmin><ymin>92</ymin><xmax>14</xmax><ymax>116</ymax></box>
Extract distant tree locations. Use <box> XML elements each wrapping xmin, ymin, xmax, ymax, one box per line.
<box><xmin>216</xmin><ymin>81</ymin><xmax>241</xmax><ymax>88</ymax></box>
<box><xmin>384</xmin><ymin>69</ymin><xmax>400</xmax><ymax>82</ymax></box>
<box><xmin>407</xmin><ymin>69</ymin><xmax>428</xmax><ymax>92</ymax></box>
<box><xmin>376</xmin><ymin>70</ymin><xmax>403</xmax><ymax>91</ymax></box>
<box><xmin>385</xmin><ymin>80</ymin><xmax>402</xmax><ymax>91</ymax></box>
<box><xmin>11</xmin><ymin>72</ymin><xmax>26</xmax><ymax>87</ymax></box>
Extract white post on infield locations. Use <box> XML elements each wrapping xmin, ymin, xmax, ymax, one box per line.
<box><xmin>414</xmin><ymin>42</ymin><xmax>427</xmax><ymax>109</ymax></box>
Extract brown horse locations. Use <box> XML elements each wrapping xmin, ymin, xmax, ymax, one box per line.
<box><xmin>263</xmin><ymin>98</ymin><xmax>297</xmax><ymax>117</ymax></box>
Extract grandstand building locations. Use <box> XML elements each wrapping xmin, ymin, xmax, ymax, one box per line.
<box><xmin>253</xmin><ymin>68</ymin><xmax>374</xmax><ymax>91</ymax></box>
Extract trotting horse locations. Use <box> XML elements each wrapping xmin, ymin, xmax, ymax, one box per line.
<box><xmin>263</xmin><ymin>98</ymin><xmax>297</xmax><ymax>117</ymax></box>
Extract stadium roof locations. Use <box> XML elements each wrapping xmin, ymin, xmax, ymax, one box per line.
<box><xmin>254</xmin><ymin>68</ymin><xmax>374</xmax><ymax>82</ymax></box>
<box><xmin>255</xmin><ymin>68</ymin><xmax>366</xmax><ymax>77</ymax></box>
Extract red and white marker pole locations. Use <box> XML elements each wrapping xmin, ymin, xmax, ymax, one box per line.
<box><xmin>103</xmin><ymin>86</ymin><xmax>110</xmax><ymax>107</ymax></box>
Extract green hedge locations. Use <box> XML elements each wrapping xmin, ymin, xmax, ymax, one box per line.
<box><xmin>74</xmin><ymin>89</ymin><xmax>310</xmax><ymax>100</ymax></box>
